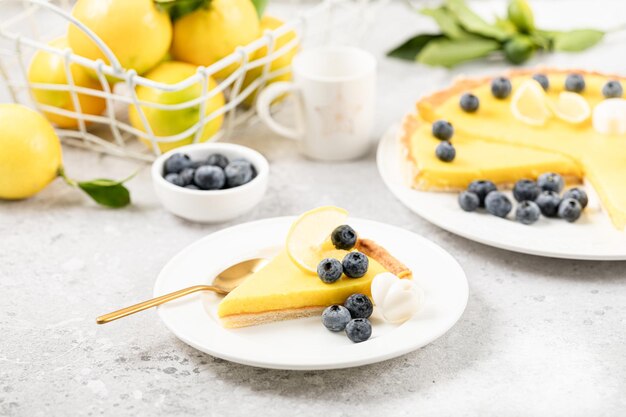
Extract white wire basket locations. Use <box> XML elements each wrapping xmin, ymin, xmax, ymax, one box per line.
<box><xmin>0</xmin><ymin>0</ymin><xmax>383</xmax><ymax>161</ymax></box>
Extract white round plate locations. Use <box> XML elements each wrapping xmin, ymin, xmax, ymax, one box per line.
<box><xmin>154</xmin><ymin>217</ymin><xmax>468</xmax><ymax>370</ymax></box>
<box><xmin>377</xmin><ymin>125</ymin><xmax>626</xmax><ymax>260</ymax></box>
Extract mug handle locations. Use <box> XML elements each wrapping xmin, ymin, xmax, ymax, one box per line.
<box><xmin>256</xmin><ymin>82</ymin><xmax>303</xmax><ymax>141</ymax></box>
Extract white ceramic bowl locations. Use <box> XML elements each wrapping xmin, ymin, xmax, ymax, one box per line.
<box><xmin>151</xmin><ymin>143</ymin><xmax>269</xmax><ymax>223</ymax></box>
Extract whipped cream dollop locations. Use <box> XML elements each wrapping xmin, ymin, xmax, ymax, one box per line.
<box><xmin>592</xmin><ymin>98</ymin><xmax>626</xmax><ymax>135</ymax></box>
<box><xmin>371</xmin><ymin>272</ymin><xmax>423</xmax><ymax>324</ymax></box>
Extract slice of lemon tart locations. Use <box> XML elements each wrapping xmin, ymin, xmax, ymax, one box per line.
<box><xmin>401</xmin><ymin>69</ymin><xmax>626</xmax><ymax>229</ymax></box>
<box><xmin>218</xmin><ymin>207</ymin><xmax>412</xmax><ymax>328</ymax></box>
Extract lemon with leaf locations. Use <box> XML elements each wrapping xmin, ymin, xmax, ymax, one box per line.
<box><xmin>0</xmin><ymin>104</ymin><xmax>132</xmax><ymax>206</ymax></box>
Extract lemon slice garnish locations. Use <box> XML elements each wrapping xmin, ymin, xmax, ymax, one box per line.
<box><xmin>286</xmin><ymin>206</ymin><xmax>349</xmax><ymax>274</ymax></box>
<box><xmin>550</xmin><ymin>92</ymin><xmax>591</xmax><ymax>124</ymax></box>
<box><xmin>511</xmin><ymin>79</ymin><xmax>552</xmax><ymax>126</ymax></box>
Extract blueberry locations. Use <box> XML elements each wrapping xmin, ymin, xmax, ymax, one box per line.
<box><xmin>491</xmin><ymin>77</ymin><xmax>512</xmax><ymax>99</ymax></box>
<box><xmin>460</xmin><ymin>93</ymin><xmax>479</xmax><ymax>113</ymax></box>
<box><xmin>458</xmin><ymin>191</ymin><xmax>480</xmax><ymax>212</ymax></box>
<box><xmin>191</xmin><ymin>160</ymin><xmax>206</xmax><ymax>169</ymax></box>
<box><xmin>317</xmin><ymin>258</ymin><xmax>343</xmax><ymax>284</ymax></box>
<box><xmin>468</xmin><ymin>180</ymin><xmax>498</xmax><ymax>207</ymax></box>
<box><xmin>179</xmin><ymin>168</ymin><xmax>195</xmax><ymax>186</ymax></box>
<box><xmin>322</xmin><ymin>305</ymin><xmax>352</xmax><ymax>332</ymax></box>
<box><xmin>345</xmin><ymin>318</ymin><xmax>372</xmax><ymax>343</ymax></box>
<box><xmin>435</xmin><ymin>141</ymin><xmax>456</xmax><ymax>162</ymax></box>
<box><xmin>194</xmin><ymin>165</ymin><xmax>225</xmax><ymax>190</ymax></box>
<box><xmin>164</xmin><ymin>153</ymin><xmax>192</xmax><ymax>174</ymax></box>
<box><xmin>558</xmin><ymin>198</ymin><xmax>583</xmax><ymax>222</ymax></box>
<box><xmin>565</xmin><ymin>74</ymin><xmax>585</xmax><ymax>93</ymax></box>
<box><xmin>224</xmin><ymin>160</ymin><xmax>254</xmax><ymax>188</ymax></box>
<box><xmin>342</xmin><ymin>252</ymin><xmax>369</xmax><ymax>278</ymax></box>
<box><xmin>602</xmin><ymin>80</ymin><xmax>623</xmax><ymax>98</ymax></box>
<box><xmin>537</xmin><ymin>172</ymin><xmax>564</xmax><ymax>193</ymax></box>
<box><xmin>344</xmin><ymin>293</ymin><xmax>373</xmax><ymax>319</ymax></box>
<box><xmin>432</xmin><ymin>120</ymin><xmax>454</xmax><ymax>141</ymax></box>
<box><xmin>185</xmin><ymin>184</ymin><xmax>199</xmax><ymax>190</ymax></box>
<box><xmin>515</xmin><ymin>200</ymin><xmax>541</xmax><ymax>225</ymax></box>
<box><xmin>562</xmin><ymin>187</ymin><xmax>588</xmax><ymax>209</ymax></box>
<box><xmin>532</xmin><ymin>74</ymin><xmax>549</xmax><ymax>91</ymax></box>
<box><xmin>535</xmin><ymin>191</ymin><xmax>562</xmax><ymax>217</ymax></box>
<box><xmin>206</xmin><ymin>153</ymin><xmax>229</xmax><ymax>169</ymax></box>
<box><xmin>485</xmin><ymin>191</ymin><xmax>512</xmax><ymax>218</ymax></box>
<box><xmin>164</xmin><ymin>173</ymin><xmax>185</xmax><ymax>187</ymax></box>
<box><xmin>513</xmin><ymin>179</ymin><xmax>540</xmax><ymax>202</ymax></box>
<box><xmin>233</xmin><ymin>158</ymin><xmax>258</xmax><ymax>179</ymax></box>
<box><xmin>331</xmin><ymin>225</ymin><xmax>357</xmax><ymax>250</ymax></box>
<box><xmin>232</xmin><ymin>157</ymin><xmax>257</xmax><ymax>176</ymax></box>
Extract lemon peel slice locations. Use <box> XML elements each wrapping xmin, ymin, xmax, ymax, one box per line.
<box><xmin>286</xmin><ymin>206</ymin><xmax>349</xmax><ymax>274</ymax></box>
<box><xmin>511</xmin><ymin>79</ymin><xmax>552</xmax><ymax>126</ymax></box>
<box><xmin>550</xmin><ymin>92</ymin><xmax>591</xmax><ymax>124</ymax></box>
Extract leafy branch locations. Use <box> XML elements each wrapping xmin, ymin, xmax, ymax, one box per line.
<box><xmin>58</xmin><ymin>167</ymin><xmax>135</xmax><ymax>208</ymax></box>
<box><xmin>389</xmin><ymin>0</ymin><xmax>607</xmax><ymax>68</ymax></box>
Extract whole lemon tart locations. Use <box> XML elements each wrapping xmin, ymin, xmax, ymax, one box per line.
<box><xmin>218</xmin><ymin>207</ymin><xmax>412</xmax><ymax>328</ymax></box>
<box><xmin>401</xmin><ymin>68</ymin><xmax>626</xmax><ymax>230</ymax></box>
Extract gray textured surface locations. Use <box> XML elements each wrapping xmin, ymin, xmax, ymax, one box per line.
<box><xmin>2</xmin><ymin>1</ymin><xmax>626</xmax><ymax>416</ymax></box>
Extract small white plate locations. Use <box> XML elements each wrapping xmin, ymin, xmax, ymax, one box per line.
<box><xmin>154</xmin><ymin>217</ymin><xmax>468</xmax><ymax>370</ymax></box>
<box><xmin>377</xmin><ymin>125</ymin><xmax>626</xmax><ymax>261</ymax></box>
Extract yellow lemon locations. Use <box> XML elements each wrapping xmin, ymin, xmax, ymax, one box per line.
<box><xmin>128</xmin><ymin>61</ymin><xmax>225</xmax><ymax>153</ymax></box>
<box><xmin>68</xmin><ymin>0</ymin><xmax>172</xmax><ymax>76</ymax></box>
<box><xmin>286</xmin><ymin>206</ymin><xmax>350</xmax><ymax>274</ymax></box>
<box><xmin>242</xmin><ymin>16</ymin><xmax>298</xmax><ymax>107</ymax></box>
<box><xmin>27</xmin><ymin>37</ymin><xmax>106</xmax><ymax>128</ymax></box>
<box><xmin>170</xmin><ymin>0</ymin><xmax>260</xmax><ymax>80</ymax></box>
<box><xmin>0</xmin><ymin>104</ymin><xmax>62</xmax><ymax>200</ymax></box>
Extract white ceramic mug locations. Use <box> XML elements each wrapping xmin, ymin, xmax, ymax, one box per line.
<box><xmin>256</xmin><ymin>46</ymin><xmax>376</xmax><ymax>161</ymax></box>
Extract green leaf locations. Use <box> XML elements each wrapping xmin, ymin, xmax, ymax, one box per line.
<box><xmin>77</xmin><ymin>179</ymin><xmax>131</xmax><ymax>208</ymax></box>
<box><xmin>250</xmin><ymin>0</ymin><xmax>268</xmax><ymax>18</ymax></box>
<box><xmin>507</xmin><ymin>0</ymin><xmax>535</xmax><ymax>33</ymax></box>
<box><xmin>421</xmin><ymin>7</ymin><xmax>467</xmax><ymax>40</ymax></box>
<box><xmin>552</xmin><ymin>29</ymin><xmax>605</xmax><ymax>52</ymax></box>
<box><xmin>445</xmin><ymin>0</ymin><xmax>508</xmax><ymax>41</ymax></box>
<box><xmin>494</xmin><ymin>17</ymin><xmax>519</xmax><ymax>36</ymax></box>
<box><xmin>155</xmin><ymin>0</ymin><xmax>208</xmax><ymax>21</ymax></box>
<box><xmin>58</xmin><ymin>167</ymin><xmax>134</xmax><ymax>208</ymax></box>
<box><xmin>417</xmin><ymin>37</ymin><xmax>501</xmax><ymax>67</ymax></box>
<box><xmin>529</xmin><ymin>31</ymin><xmax>551</xmax><ymax>50</ymax></box>
<box><xmin>503</xmin><ymin>35</ymin><xmax>535</xmax><ymax>64</ymax></box>
<box><xmin>387</xmin><ymin>34</ymin><xmax>443</xmax><ymax>61</ymax></box>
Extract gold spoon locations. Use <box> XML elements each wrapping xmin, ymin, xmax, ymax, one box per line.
<box><xmin>96</xmin><ymin>258</ymin><xmax>268</xmax><ymax>325</ymax></box>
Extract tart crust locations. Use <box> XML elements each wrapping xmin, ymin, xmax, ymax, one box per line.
<box><xmin>221</xmin><ymin>306</ymin><xmax>325</xmax><ymax>328</ymax></box>
<box><xmin>356</xmin><ymin>238</ymin><xmax>412</xmax><ymax>278</ymax></box>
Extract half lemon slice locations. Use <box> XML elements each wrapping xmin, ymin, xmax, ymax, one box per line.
<box><xmin>511</xmin><ymin>79</ymin><xmax>552</xmax><ymax>126</ymax></box>
<box><xmin>286</xmin><ymin>206</ymin><xmax>349</xmax><ymax>274</ymax></box>
<box><xmin>550</xmin><ymin>92</ymin><xmax>591</xmax><ymax>124</ymax></box>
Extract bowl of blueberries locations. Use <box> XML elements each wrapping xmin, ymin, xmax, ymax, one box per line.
<box><xmin>151</xmin><ymin>143</ymin><xmax>269</xmax><ymax>223</ymax></box>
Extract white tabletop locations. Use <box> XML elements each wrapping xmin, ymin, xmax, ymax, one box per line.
<box><xmin>1</xmin><ymin>1</ymin><xmax>625</xmax><ymax>416</ymax></box>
